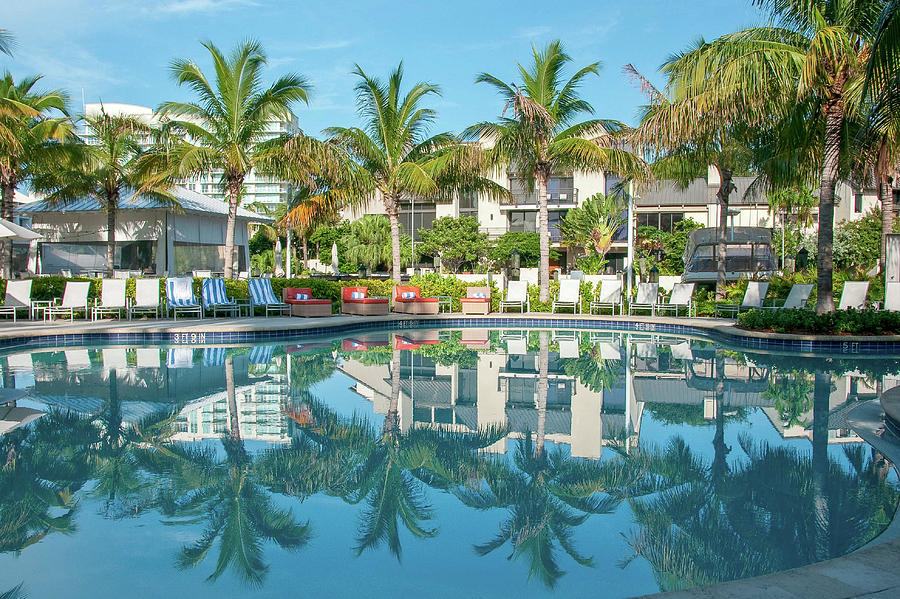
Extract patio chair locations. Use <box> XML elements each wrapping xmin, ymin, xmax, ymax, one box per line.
<box><xmin>128</xmin><ymin>279</ymin><xmax>161</xmax><ymax>319</ymax></box>
<box><xmin>393</xmin><ymin>286</ymin><xmax>439</xmax><ymax>315</ymax></box>
<box><xmin>590</xmin><ymin>280</ymin><xmax>623</xmax><ymax>315</ymax></box>
<box><xmin>670</xmin><ymin>341</ymin><xmax>693</xmax><ymax>361</ymax></box>
<box><xmin>460</xmin><ymin>287</ymin><xmax>491</xmax><ymax>315</ymax></box>
<box><xmin>341</xmin><ymin>287</ymin><xmax>390</xmax><ymax>315</ymax></box>
<box><xmin>201</xmin><ymin>278</ymin><xmax>239</xmax><ymax>317</ymax></box>
<box><xmin>45</xmin><ymin>281</ymin><xmax>91</xmax><ymax>321</ymax></box>
<box><xmin>135</xmin><ymin>348</ymin><xmax>161</xmax><ymax>369</ymax></box>
<box><xmin>0</xmin><ymin>279</ymin><xmax>32</xmax><ymax>322</ymax></box>
<box><xmin>166</xmin><ymin>348</ymin><xmax>195</xmax><ymax>368</ymax></box>
<box><xmin>282</xmin><ymin>287</ymin><xmax>332</xmax><ymax>317</ymax></box>
<box><xmin>503</xmin><ymin>331</ymin><xmax>528</xmax><ymax>355</ymax></box>
<box><xmin>165</xmin><ymin>277</ymin><xmax>202</xmax><ymax>320</ymax></box>
<box><xmin>554</xmin><ymin>330</ymin><xmax>580</xmax><ymax>358</ymax></box>
<box><xmin>249</xmin><ymin>345</ymin><xmax>275</xmax><ymax>365</ymax></box>
<box><xmin>92</xmin><ymin>279</ymin><xmax>127</xmax><ymax>321</ymax></box>
<box><xmin>762</xmin><ymin>283</ymin><xmax>814</xmax><ymax>310</ymax></box>
<box><xmin>883</xmin><ymin>281</ymin><xmax>900</xmax><ymax>311</ymax></box>
<box><xmin>629</xmin><ymin>283</ymin><xmax>659</xmax><ymax>315</ymax></box>
<box><xmin>64</xmin><ymin>349</ymin><xmax>92</xmax><ymax>371</ymax></box>
<box><xmin>552</xmin><ymin>279</ymin><xmax>581</xmax><ymax>313</ymax></box>
<box><xmin>837</xmin><ymin>281</ymin><xmax>869</xmax><ymax>310</ymax></box>
<box><xmin>715</xmin><ymin>281</ymin><xmax>770</xmax><ymax>318</ymax></box>
<box><xmin>248</xmin><ymin>278</ymin><xmax>289</xmax><ymax>317</ymax></box>
<box><xmin>655</xmin><ymin>283</ymin><xmax>695</xmax><ymax>317</ymax></box>
<box><xmin>101</xmin><ymin>348</ymin><xmax>128</xmax><ymax>371</ymax></box>
<box><xmin>202</xmin><ymin>347</ymin><xmax>226</xmax><ymax>367</ymax></box>
<box><xmin>499</xmin><ymin>281</ymin><xmax>529</xmax><ymax>313</ymax></box>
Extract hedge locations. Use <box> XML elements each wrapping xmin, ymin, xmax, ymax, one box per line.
<box><xmin>738</xmin><ymin>308</ymin><xmax>900</xmax><ymax>335</ymax></box>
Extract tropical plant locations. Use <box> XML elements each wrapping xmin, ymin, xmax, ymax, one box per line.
<box><xmin>0</xmin><ymin>30</ymin><xmax>12</xmax><ymax>58</ymax></box>
<box><xmin>666</xmin><ymin>0</ymin><xmax>883</xmax><ymax>312</ymax></box>
<box><xmin>34</xmin><ymin>110</ymin><xmax>175</xmax><ymax>276</ymax></box>
<box><xmin>560</xmin><ymin>192</ymin><xmax>625</xmax><ymax>271</ymax></box>
<box><xmin>156</xmin><ymin>39</ymin><xmax>310</xmax><ymax>278</ymax></box>
<box><xmin>340</xmin><ymin>214</ymin><xmax>411</xmax><ymax>272</ymax></box>
<box><xmin>0</xmin><ymin>72</ymin><xmax>71</xmax><ymax>277</ymax></box>
<box><xmin>469</xmin><ymin>41</ymin><xmax>647</xmax><ymax>302</ymax></box>
<box><xmin>487</xmin><ymin>231</ymin><xmax>549</xmax><ymax>269</ymax></box>
<box><xmin>833</xmin><ymin>207</ymin><xmax>884</xmax><ymax>273</ymax></box>
<box><xmin>417</xmin><ymin>215</ymin><xmax>489</xmax><ymax>273</ymax></box>
<box><xmin>763</xmin><ymin>370</ymin><xmax>814</xmax><ymax>428</ymax></box>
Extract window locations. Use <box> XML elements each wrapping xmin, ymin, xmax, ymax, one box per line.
<box><xmin>547</xmin><ymin>177</ymin><xmax>575</xmax><ymax>201</ymax></box>
<box><xmin>40</xmin><ymin>241</ymin><xmax>157</xmax><ymax>274</ymax></box>
<box><xmin>508</xmin><ymin>211</ymin><xmax>537</xmax><ymax>233</ymax></box>
<box><xmin>173</xmin><ymin>242</ymin><xmax>246</xmax><ymax>274</ymax></box>
<box><xmin>399</xmin><ymin>202</ymin><xmax>436</xmax><ymax>241</ymax></box>
<box><xmin>636</xmin><ymin>212</ymin><xmax>684</xmax><ymax>233</ymax></box>
<box><xmin>854</xmin><ymin>193</ymin><xmax>863</xmax><ymax>214</ymax></box>
<box><xmin>458</xmin><ymin>191</ymin><xmax>478</xmax><ymax>216</ymax></box>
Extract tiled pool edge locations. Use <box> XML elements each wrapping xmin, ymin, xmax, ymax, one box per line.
<box><xmin>0</xmin><ymin>313</ymin><xmax>898</xmax><ymax>355</ymax></box>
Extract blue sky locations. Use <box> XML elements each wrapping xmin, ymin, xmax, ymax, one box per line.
<box><xmin>4</xmin><ymin>0</ymin><xmax>762</xmax><ymax>137</ymax></box>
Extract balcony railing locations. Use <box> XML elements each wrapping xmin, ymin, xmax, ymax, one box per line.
<box><xmin>501</xmin><ymin>188</ymin><xmax>578</xmax><ymax>208</ymax></box>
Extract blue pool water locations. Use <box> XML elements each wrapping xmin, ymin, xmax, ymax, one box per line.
<box><xmin>0</xmin><ymin>327</ymin><xmax>898</xmax><ymax>598</ymax></box>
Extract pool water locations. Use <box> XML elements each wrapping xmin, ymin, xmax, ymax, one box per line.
<box><xmin>1</xmin><ymin>328</ymin><xmax>898</xmax><ymax>598</ymax></box>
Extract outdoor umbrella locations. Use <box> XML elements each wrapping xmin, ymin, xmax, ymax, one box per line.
<box><xmin>0</xmin><ymin>218</ymin><xmax>41</xmax><ymax>241</ymax></box>
<box><xmin>274</xmin><ymin>238</ymin><xmax>284</xmax><ymax>277</ymax></box>
<box><xmin>331</xmin><ymin>242</ymin><xmax>339</xmax><ymax>275</ymax></box>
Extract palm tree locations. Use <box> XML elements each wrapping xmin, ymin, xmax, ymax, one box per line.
<box><xmin>157</xmin><ymin>40</ymin><xmax>310</xmax><ymax>278</ymax></box>
<box><xmin>298</xmin><ymin>63</ymin><xmax>504</xmax><ymax>283</ymax></box>
<box><xmin>469</xmin><ymin>41</ymin><xmax>646</xmax><ymax>302</ymax></box>
<box><xmin>666</xmin><ymin>0</ymin><xmax>883</xmax><ymax>312</ymax></box>
<box><xmin>341</xmin><ymin>214</ymin><xmax>405</xmax><ymax>272</ymax></box>
<box><xmin>34</xmin><ymin>110</ymin><xmax>175</xmax><ymax>276</ymax></box>
<box><xmin>560</xmin><ymin>192</ymin><xmax>626</xmax><ymax>271</ymax></box>
<box><xmin>0</xmin><ymin>30</ymin><xmax>12</xmax><ymax>57</ymax></box>
<box><xmin>0</xmin><ymin>72</ymin><xmax>70</xmax><ymax>277</ymax></box>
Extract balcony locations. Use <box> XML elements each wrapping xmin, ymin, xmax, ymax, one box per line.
<box><xmin>502</xmin><ymin>177</ymin><xmax>578</xmax><ymax>210</ymax></box>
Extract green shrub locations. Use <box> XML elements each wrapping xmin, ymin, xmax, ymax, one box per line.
<box><xmin>738</xmin><ymin>308</ymin><xmax>900</xmax><ymax>335</ymax></box>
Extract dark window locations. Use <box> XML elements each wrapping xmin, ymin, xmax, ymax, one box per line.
<box><xmin>549</xmin><ymin>211</ymin><xmax>565</xmax><ymax>242</ymax></box>
<box><xmin>508</xmin><ymin>211</ymin><xmax>537</xmax><ymax>233</ymax></box>
<box><xmin>399</xmin><ymin>202</ymin><xmax>436</xmax><ymax>241</ymax></box>
<box><xmin>637</xmin><ymin>212</ymin><xmax>684</xmax><ymax>233</ymax></box>
<box><xmin>458</xmin><ymin>191</ymin><xmax>478</xmax><ymax>216</ymax></box>
<box><xmin>547</xmin><ymin>177</ymin><xmax>575</xmax><ymax>202</ymax></box>
<box><xmin>606</xmin><ymin>174</ymin><xmax>624</xmax><ymax>196</ymax></box>
<box><xmin>854</xmin><ymin>193</ymin><xmax>863</xmax><ymax>213</ymax></box>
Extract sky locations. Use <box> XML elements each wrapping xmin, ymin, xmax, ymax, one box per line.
<box><xmin>3</xmin><ymin>0</ymin><xmax>763</xmax><ymax>137</ymax></box>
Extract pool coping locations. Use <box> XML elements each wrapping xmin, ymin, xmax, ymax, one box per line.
<box><xmin>0</xmin><ymin>312</ymin><xmax>898</xmax><ymax>356</ymax></box>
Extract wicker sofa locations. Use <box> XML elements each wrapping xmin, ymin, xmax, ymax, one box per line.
<box><xmin>392</xmin><ymin>286</ymin><xmax>439</xmax><ymax>315</ymax></box>
<box><xmin>341</xmin><ymin>286</ymin><xmax>390</xmax><ymax>316</ymax></box>
<box><xmin>459</xmin><ymin>286</ymin><xmax>491</xmax><ymax>315</ymax></box>
<box><xmin>282</xmin><ymin>287</ymin><xmax>333</xmax><ymax>317</ymax></box>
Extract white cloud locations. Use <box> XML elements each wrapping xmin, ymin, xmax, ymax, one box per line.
<box><xmin>298</xmin><ymin>40</ymin><xmax>354</xmax><ymax>51</ymax></box>
<box><xmin>156</xmin><ymin>0</ymin><xmax>259</xmax><ymax>14</ymax></box>
<box><xmin>515</xmin><ymin>26</ymin><xmax>552</xmax><ymax>39</ymax></box>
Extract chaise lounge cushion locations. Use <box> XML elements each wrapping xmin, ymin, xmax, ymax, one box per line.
<box><xmin>342</xmin><ymin>287</ymin><xmax>388</xmax><ymax>304</ymax></box>
<box><xmin>393</xmin><ymin>286</ymin><xmax>437</xmax><ymax>303</ymax></box>
<box><xmin>283</xmin><ymin>287</ymin><xmax>331</xmax><ymax>305</ymax></box>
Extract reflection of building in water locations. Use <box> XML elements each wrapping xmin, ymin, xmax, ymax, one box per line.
<box><xmin>20</xmin><ymin>347</ymin><xmax>295</xmax><ymax>443</ymax></box>
<box><xmin>339</xmin><ymin>330</ymin><xmax>644</xmax><ymax>458</ymax></box>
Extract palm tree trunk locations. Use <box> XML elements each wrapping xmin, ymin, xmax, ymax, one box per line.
<box><xmin>224</xmin><ymin>175</ymin><xmax>244</xmax><ymax>279</ymax></box>
<box><xmin>302</xmin><ymin>235</ymin><xmax>308</xmax><ymax>269</ymax></box>
<box><xmin>812</xmin><ymin>369</ymin><xmax>831</xmax><ymax>559</ymax></box>
<box><xmin>880</xmin><ymin>172</ymin><xmax>894</xmax><ymax>271</ymax></box>
<box><xmin>536</xmin><ymin>167</ymin><xmax>551</xmax><ymax>304</ymax></box>
<box><xmin>385</xmin><ymin>348</ymin><xmax>401</xmax><ymax>435</ymax></box>
<box><xmin>225</xmin><ymin>355</ymin><xmax>241</xmax><ymax>443</ymax></box>
<box><xmin>106</xmin><ymin>197</ymin><xmax>118</xmax><ymax>277</ymax></box>
<box><xmin>535</xmin><ymin>331</ymin><xmax>549</xmax><ymax>457</ymax></box>
<box><xmin>0</xmin><ymin>178</ymin><xmax>15</xmax><ymax>279</ymax></box>
<box><xmin>711</xmin><ymin>350</ymin><xmax>729</xmax><ymax>485</ymax></box>
<box><xmin>816</xmin><ymin>101</ymin><xmax>843</xmax><ymax>314</ymax></box>
<box><xmin>715</xmin><ymin>168</ymin><xmax>734</xmax><ymax>301</ymax></box>
<box><xmin>386</xmin><ymin>193</ymin><xmax>402</xmax><ymax>283</ymax></box>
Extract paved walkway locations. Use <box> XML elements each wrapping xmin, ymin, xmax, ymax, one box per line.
<box><xmin>635</xmin><ymin>399</ymin><xmax>900</xmax><ymax>599</ymax></box>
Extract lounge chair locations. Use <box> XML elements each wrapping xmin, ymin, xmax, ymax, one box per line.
<box><xmin>629</xmin><ymin>283</ymin><xmax>659</xmax><ymax>315</ymax></box>
<box><xmin>552</xmin><ymin>279</ymin><xmax>581</xmax><ymax>313</ymax></box>
<box><xmin>460</xmin><ymin>287</ymin><xmax>491</xmax><ymax>315</ymax></box>
<box><xmin>45</xmin><ymin>281</ymin><xmax>91</xmax><ymax>321</ymax></box>
<box><xmin>166</xmin><ymin>277</ymin><xmax>202</xmax><ymax>320</ymax></box>
<box><xmin>554</xmin><ymin>330</ymin><xmax>580</xmax><ymax>358</ymax></box>
<box><xmin>92</xmin><ymin>279</ymin><xmax>127</xmax><ymax>321</ymax></box>
<box><xmin>282</xmin><ymin>287</ymin><xmax>332</xmax><ymax>317</ymax></box>
<box><xmin>341</xmin><ymin>287</ymin><xmax>390</xmax><ymax>316</ymax></box>
<box><xmin>656</xmin><ymin>283</ymin><xmax>695</xmax><ymax>317</ymax></box>
<box><xmin>201</xmin><ymin>278</ymin><xmax>239</xmax><ymax>317</ymax></box>
<box><xmin>248</xmin><ymin>278</ymin><xmax>289</xmax><ymax>317</ymax></box>
<box><xmin>135</xmin><ymin>348</ymin><xmax>161</xmax><ymax>369</ymax></box>
<box><xmin>192</xmin><ymin>269</ymin><xmax>212</xmax><ymax>278</ymax></box>
<box><xmin>166</xmin><ymin>348</ymin><xmax>195</xmax><ymax>368</ymax></box>
<box><xmin>884</xmin><ymin>281</ymin><xmax>900</xmax><ymax>311</ymax></box>
<box><xmin>0</xmin><ymin>280</ymin><xmax>32</xmax><ymax>322</ymax></box>
<box><xmin>590</xmin><ymin>280</ymin><xmax>623</xmax><ymax>315</ymax></box>
<box><xmin>499</xmin><ymin>281</ymin><xmax>529</xmax><ymax>313</ymax></box>
<box><xmin>202</xmin><ymin>347</ymin><xmax>226</xmax><ymax>367</ymax></box>
<box><xmin>249</xmin><ymin>345</ymin><xmax>275</xmax><ymax>365</ymax></box>
<box><xmin>393</xmin><ymin>286</ymin><xmax>439</xmax><ymax>315</ymax></box>
<box><xmin>762</xmin><ymin>283</ymin><xmax>814</xmax><ymax>310</ymax></box>
<box><xmin>837</xmin><ymin>281</ymin><xmax>869</xmax><ymax>310</ymax></box>
<box><xmin>102</xmin><ymin>348</ymin><xmax>128</xmax><ymax>371</ymax></box>
<box><xmin>64</xmin><ymin>349</ymin><xmax>92</xmax><ymax>371</ymax></box>
<box><xmin>715</xmin><ymin>281</ymin><xmax>770</xmax><ymax>318</ymax></box>
<box><xmin>503</xmin><ymin>331</ymin><xmax>527</xmax><ymax>355</ymax></box>
<box><xmin>671</xmin><ymin>341</ymin><xmax>693</xmax><ymax>361</ymax></box>
<box><xmin>128</xmin><ymin>279</ymin><xmax>161</xmax><ymax>319</ymax></box>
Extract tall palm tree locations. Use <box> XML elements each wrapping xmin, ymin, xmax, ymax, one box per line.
<box><xmin>157</xmin><ymin>40</ymin><xmax>310</xmax><ymax>278</ymax></box>
<box><xmin>0</xmin><ymin>72</ymin><xmax>70</xmax><ymax>277</ymax></box>
<box><xmin>469</xmin><ymin>41</ymin><xmax>646</xmax><ymax>302</ymax></box>
<box><xmin>298</xmin><ymin>63</ymin><xmax>504</xmax><ymax>283</ymax></box>
<box><xmin>0</xmin><ymin>30</ymin><xmax>12</xmax><ymax>57</ymax></box>
<box><xmin>667</xmin><ymin>0</ymin><xmax>883</xmax><ymax>312</ymax></box>
<box><xmin>34</xmin><ymin>110</ymin><xmax>175</xmax><ymax>276</ymax></box>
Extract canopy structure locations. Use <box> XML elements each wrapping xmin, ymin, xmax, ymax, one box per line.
<box><xmin>0</xmin><ymin>218</ymin><xmax>41</xmax><ymax>241</ymax></box>
<box><xmin>683</xmin><ymin>227</ymin><xmax>777</xmax><ymax>283</ymax></box>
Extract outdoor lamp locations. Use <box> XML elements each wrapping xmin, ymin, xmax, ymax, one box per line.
<box><xmin>649</xmin><ymin>265</ymin><xmax>660</xmax><ymax>283</ymax></box>
<box><xmin>510</xmin><ymin>249</ymin><xmax>520</xmax><ymax>270</ymax></box>
<box><xmin>796</xmin><ymin>247</ymin><xmax>809</xmax><ymax>270</ymax></box>
<box><xmin>433</xmin><ymin>254</ymin><xmax>440</xmax><ymax>269</ymax></box>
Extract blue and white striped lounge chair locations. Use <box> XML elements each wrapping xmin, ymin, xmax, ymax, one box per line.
<box><xmin>202</xmin><ymin>347</ymin><xmax>227</xmax><ymax>367</ymax></box>
<box><xmin>166</xmin><ymin>277</ymin><xmax>202</xmax><ymax>320</ymax></box>
<box><xmin>248</xmin><ymin>278</ymin><xmax>289</xmax><ymax>317</ymax></box>
<box><xmin>249</xmin><ymin>344</ymin><xmax>275</xmax><ymax>365</ymax></box>
<box><xmin>201</xmin><ymin>278</ymin><xmax>238</xmax><ymax>317</ymax></box>
<box><xmin>166</xmin><ymin>348</ymin><xmax>195</xmax><ymax>368</ymax></box>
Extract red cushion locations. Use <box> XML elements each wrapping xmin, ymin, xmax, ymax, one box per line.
<box><xmin>286</xmin><ymin>299</ymin><xmax>331</xmax><ymax>305</ymax></box>
<box><xmin>395</xmin><ymin>297</ymin><xmax>438</xmax><ymax>303</ymax></box>
<box><xmin>344</xmin><ymin>297</ymin><xmax>388</xmax><ymax>304</ymax></box>
<box><xmin>342</xmin><ymin>286</ymin><xmax>368</xmax><ymax>300</ymax></box>
<box><xmin>459</xmin><ymin>297</ymin><xmax>489</xmax><ymax>303</ymax></box>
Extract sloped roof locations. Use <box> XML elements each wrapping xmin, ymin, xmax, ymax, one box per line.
<box><xmin>16</xmin><ymin>185</ymin><xmax>273</xmax><ymax>223</ymax></box>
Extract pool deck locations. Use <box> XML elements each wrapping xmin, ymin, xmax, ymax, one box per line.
<box><xmin>4</xmin><ymin>312</ymin><xmax>900</xmax><ymax>598</ymax></box>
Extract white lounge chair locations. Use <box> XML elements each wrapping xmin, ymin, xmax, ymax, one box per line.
<box><xmin>556</xmin><ymin>333</ymin><xmax>580</xmax><ymax>359</ymax></box>
<box><xmin>135</xmin><ymin>348</ymin><xmax>161</xmax><ymax>369</ymax></box>
<box><xmin>129</xmin><ymin>279</ymin><xmax>161</xmax><ymax>319</ymax></box>
<box><xmin>656</xmin><ymin>283</ymin><xmax>695</xmax><ymax>317</ymax></box>
<box><xmin>762</xmin><ymin>283</ymin><xmax>813</xmax><ymax>310</ymax></box>
<box><xmin>629</xmin><ymin>283</ymin><xmax>659</xmax><ymax>315</ymax></box>
<box><xmin>670</xmin><ymin>341</ymin><xmax>693</xmax><ymax>361</ymax></box>
<box><xmin>552</xmin><ymin>280</ymin><xmax>581</xmax><ymax>313</ymax></box>
<box><xmin>0</xmin><ymin>280</ymin><xmax>32</xmax><ymax>322</ymax></box>
<box><xmin>838</xmin><ymin>281</ymin><xmax>869</xmax><ymax>310</ymax></box>
<box><xmin>501</xmin><ymin>330</ymin><xmax>528</xmax><ymax>355</ymax></box>
<box><xmin>590</xmin><ymin>280</ymin><xmax>622</xmax><ymax>315</ymax></box>
<box><xmin>45</xmin><ymin>281</ymin><xmax>91</xmax><ymax>321</ymax></box>
<box><xmin>715</xmin><ymin>281</ymin><xmax>770</xmax><ymax>318</ymax></box>
<box><xmin>65</xmin><ymin>349</ymin><xmax>92</xmax><ymax>371</ymax></box>
<box><xmin>500</xmin><ymin>281</ymin><xmax>529</xmax><ymax>313</ymax></box>
<box><xmin>884</xmin><ymin>282</ymin><xmax>900</xmax><ymax>311</ymax></box>
<box><xmin>102</xmin><ymin>348</ymin><xmax>128</xmax><ymax>371</ymax></box>
<box><xmin>92</xmin><ymin>279</ymin><xmax>127</xmax><ymax>321</ymax></box>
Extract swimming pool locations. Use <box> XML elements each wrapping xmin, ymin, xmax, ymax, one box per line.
<box><xmin>1</xmin><ymin>327</ymin><xmax>897</xmax><ymax>598</ymax></box>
